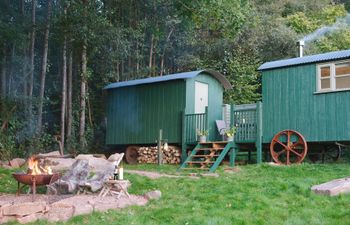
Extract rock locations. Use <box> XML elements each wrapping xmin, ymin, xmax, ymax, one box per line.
<box><xmin>2</xmin><ymin>202</ymin><xmax>46</xmax><ymax>216</ymax></box>
<box><xmin>45</xmin><ymin>158</ymin><xmax>76</xmax><ymax>171</ymax></box>
<box><xmin>38</xmin><ymin>151</ymin><xmax>61</xmax><ymax>157</ymax></box>
<box><xmin>0</xmin><ymin>215</ymin><xmax>16</xmax><ymax>224</ymax></box>
<box><xmin>115</xmin><ymin>195</ymin><xmax>148</xmax><ymax>208</ymax></box>
<box><xmin>84</xmin><ymin>171</ymin><xmax>113</xmax><ymax>192</ymax></box>
<box><xmin>47</xmin><ymin>203</ymin><xmax>74</xmax><ymax>222</ymax></box>
<box><xmin>48</xmin><ymin>159</ymin><xmax>89</xmax><ymax>194</ymax></box>
<box><xmin>8</xmin><ymin>158</ymin><xmax>26</xmax><ymax>168</ymax></box>
<box><xmin>0</xmin><ymin>161</ymin><xmax>11</xmax><ymax>169</ymax></box>
<box><xmin>52</xmin><ymin>195</ymin><xmax>95</xmax><ymax>216</ymax></box>
<box><xmin>94</xmin><ymin>202</ymin><xmax>119</xmax><ymax>212</ymax></box>
<box><xmin>16</xmin><ymin>213</ymin><xmax>45</xmax><ymax>224</ymax></box>
<box><xmin>73</xmin><ymin>203</ymin><xmax>93</xmax><ymax>216</ymax></box>
<box><xmin>75</xmin><ymin>154</ymin><xmax>95</xmax><ymax>160</ymax></box>
<box><xmin>93</xmin><ymin>154</ymin><xmax>107</xmax><ymax>159</ymax></box>
<box><xmin>144</xmin><ymin>190</ymin><xmax>162</xmax><ymax>200</ymax></box>
<box><xmin>201</xmin><ymin>173</ymin><xmax>219</xmax><ymax>178</ymax></box>
<box><xmin>76</xmin><ymin>154</ymin><xmax>114</xmax><ymax>173</ymax></box>
<box><xmin>108</xmin><ymin>153</ymin><xmax>123</xmax><ymax>163</ymax></box>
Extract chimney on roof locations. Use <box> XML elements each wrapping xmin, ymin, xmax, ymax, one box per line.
<box><xmin>297</xmin><ymin>40</ymin><xmax>304</xmax><ymax>57</ymax></box>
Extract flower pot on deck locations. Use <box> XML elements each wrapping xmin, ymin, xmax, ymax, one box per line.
<box><xmin>226</xmin><ymin>136</ymin><xmax>234</xmax><ymax>142</ymax></box>
<box><xmin>198</xmin><ymin>135</ymin><xmax>207</xmax><ymax>143</ymax></box>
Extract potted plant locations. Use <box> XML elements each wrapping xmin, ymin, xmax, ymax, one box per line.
<box><xmin>197</xmin><ymin>129</ymin><xmax>209</xmax><ymax>142</ymax></box>
<box><xmin>224</xmin><ymin>126</ymin><xmax>236</xmax><ymax>142</ymax></box>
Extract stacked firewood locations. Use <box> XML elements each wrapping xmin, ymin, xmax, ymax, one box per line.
<box><xmin>137</xmin><ymin>146</ymin><xmax>181</xmax><ymax>164</ymax></box>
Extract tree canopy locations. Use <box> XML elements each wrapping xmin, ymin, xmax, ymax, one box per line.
<box><xmin>0</xmin><ymin>0</ymin><xmax>349</xmax><ymax>158</ymax></box>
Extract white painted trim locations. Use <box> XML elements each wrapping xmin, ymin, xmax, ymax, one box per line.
<box><xmin>316</xmin><ymin>60</ymin><xmax>350</xmax><ymax>92</ymax></box>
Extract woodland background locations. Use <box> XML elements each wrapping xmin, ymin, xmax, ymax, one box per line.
<box><xmin>1</xmin><ymin>0</ymin><xmax>350</xmax><ymax>159</ymax></box>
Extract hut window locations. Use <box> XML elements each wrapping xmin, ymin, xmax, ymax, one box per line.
<box><xmin>318</xmin><ymin>65</ymin><xmax>331</xmax><ymax>90</ymax></box>
<box><xmin>335</xmin><ymin>62</ymin><xmax>350</xmax><ymax>89</ymax></box>
<box><xmin>317</xmin><ymin>61</ymin><xmax>350</xmax><ymax>91</ymax></box>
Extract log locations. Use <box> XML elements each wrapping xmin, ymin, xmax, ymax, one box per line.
<box><xmin>48</xmin><ymin>159</ymin><xmax>89</xmax><ymax>194</ymax></box>
<box><xmin>136</xmin><ymin>146</ymin><xmax>181</xmax><ymax>164</ymax></box>
<box><xmin>311</xmin><ymin>177</ymin><xmax>350</xmax><ymax>196</ymax></box>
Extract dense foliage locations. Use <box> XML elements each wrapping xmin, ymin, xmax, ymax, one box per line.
<box><xmin>0</xmin><ymin>0</ymin><xmax>349</xmax><ymax>158</ymax></box>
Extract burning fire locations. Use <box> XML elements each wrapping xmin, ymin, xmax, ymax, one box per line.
<box><xmin>27</xmin><ymin>156</ymin><xmax>52</xmax><ymax>175</ymax></box>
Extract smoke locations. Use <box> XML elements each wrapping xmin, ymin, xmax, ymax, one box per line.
<box><xmin>302</xmin><ymin>14</ymin><xmax>350</xmax><ymax>43</ymax></box>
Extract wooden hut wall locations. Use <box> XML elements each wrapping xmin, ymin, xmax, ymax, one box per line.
<box><xmin>262</xmin><ymin>64</ymin><xmax>350</xmax><ymax>143</ymax></box>
<box><xmin>106</xmin><ymin>80</ymin><xmax>186</xmax><ymax>145</ymax></box>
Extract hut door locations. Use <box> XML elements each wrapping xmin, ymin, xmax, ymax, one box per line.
<box><xmin>195</xmin><ymin>81</ymin><xmax>208</xmax><ymax>113</ymax></box>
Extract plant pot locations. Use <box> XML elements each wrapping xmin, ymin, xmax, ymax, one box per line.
<box><xmin>225</xmin><ymin>135</ymin><xmax>234</xmax><ymax>142</ymax></box>
<box><xmin>198</xmin><ymin>135</ymin><xmax>207</xmax><ymax>143</ymax></box>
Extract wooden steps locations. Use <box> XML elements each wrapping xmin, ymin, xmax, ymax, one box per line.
<box><xmin>187</xmin><ymin>160</ymin><xmax>215</xmax><ymax>163</ymax></box>
<box><xmin>191</xmin><ymin>155</ymin><xmax>220</xmax><ymax>157</ymax></box>
<box><xmin>178</xmin><ymin>141</ymin><xmax>234</xmax><ymax>172</ymax></box>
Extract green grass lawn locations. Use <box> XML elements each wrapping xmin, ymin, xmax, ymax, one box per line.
<box><xmin>2</xmin><ymin>163</ymin><xmax>350</xmax><ymax>225</ymax></box>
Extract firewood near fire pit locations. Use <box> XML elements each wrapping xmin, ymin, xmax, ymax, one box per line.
<box><xmin>137</xmin><ymin>146</ymin><xmax>181</xmax><ymax>164</ymax></box>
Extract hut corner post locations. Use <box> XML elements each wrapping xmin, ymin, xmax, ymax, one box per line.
<box><xmin>229</xmin><ymin>104</ymin><xmax>238</xmax><ymax>167</ymax></box>
<box><xmin>255</xmin><ymin>101</ymin><xmax>263</xmax><ymax>163</ymax></box>
<box><xmin>181</xmin><ymin>110</ymin><xmax>187</xmax><ymax>163</ymax></box>
<box><xmin>205</xmin><ymin>106</ymin><xmax>209</xmax><ymax>140</ymax></box>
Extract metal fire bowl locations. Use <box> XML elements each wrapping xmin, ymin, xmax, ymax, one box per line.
<box><xmin>12</xmin><ymin>172</ymin><xmax>59</xmax><ymax>186</ymax></box>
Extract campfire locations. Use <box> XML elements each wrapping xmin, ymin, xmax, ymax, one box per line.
<box><xmin>27</xmin><ymin>155</ymin><xmax>52</xmax><ymax>175</ymax></box>
<box><xmin>12</xmin><ymin>155</ymin><xmax>59</xmax><ymax>201</ymax></box>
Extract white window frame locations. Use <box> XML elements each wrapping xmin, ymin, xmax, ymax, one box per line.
<box><xmin>317</xmin><ymin>60</ymin><xmax>350</xmax><ymax>92</ymax></box>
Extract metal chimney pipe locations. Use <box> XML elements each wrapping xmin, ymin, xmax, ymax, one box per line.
<box><xmin>297</xmin><ymin>40</ymin><xmax>305</xmax><ymax>57</ymax></box>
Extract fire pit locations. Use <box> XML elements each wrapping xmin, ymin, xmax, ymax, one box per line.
<box><xmin>12</xmin><ymin>155</ymin><xmax>60</xmax><ymax>201</ymax></box>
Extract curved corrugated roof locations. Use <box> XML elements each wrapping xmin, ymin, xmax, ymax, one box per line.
<box><xmin>258</xmin><ymin>49</ymin><xmax>350</xmax><ymax>71</ymax></box>
<box><xmin>103</xmin><ymin>70</ymin><xmax>232</xmax><ymax>90</ymax></box>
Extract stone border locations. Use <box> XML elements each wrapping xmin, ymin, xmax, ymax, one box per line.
<box><xmin>0</xmin><ymin>194</ymin><xmax>149</xmax><ymax>224</ymax></box>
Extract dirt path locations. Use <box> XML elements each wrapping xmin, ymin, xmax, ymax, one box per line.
<box><xmin>125</xmin><ymin>169</ymin><xmax>199</xmax><ymax>179</ymax></box>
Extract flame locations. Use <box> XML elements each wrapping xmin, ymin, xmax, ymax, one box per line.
<box><xmin>27</xmin><ymin>156</ymin><xmax>52</xmax><ymax>175</ymax></box>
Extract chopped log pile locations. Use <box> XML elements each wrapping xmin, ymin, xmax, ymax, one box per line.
<box><xmin>137</xmin><ymin>146</ymin><xmax>181</xmax><ymax>164</ymax></box>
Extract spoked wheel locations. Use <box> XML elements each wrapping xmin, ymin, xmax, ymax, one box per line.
<box><xmin>270</xmin><ymin>130</ymin><xmax>308</xmax><ymax>165</ymax></box>
<box><xmin>308</xmin><ymin>145</ymin><xmax>341</xmax><ymax>163</ymax></box>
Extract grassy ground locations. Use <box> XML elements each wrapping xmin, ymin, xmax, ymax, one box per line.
<box><xmin>2</xmin><ymin>163</ymin><xmax>350</xmax><ymax>225</ymax></box>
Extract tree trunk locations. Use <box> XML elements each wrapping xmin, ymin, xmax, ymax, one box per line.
<box><xmin>160</xmin><ymin>28</ymin><xmax>174</xmax><ymax>76</ymax></box>
<box><xmin>37</xmin><ymin>0</ymin><xmax>52</xmax><ymax>132</ymax></box>
<box><xmin>153</xmin><ymin>40</ymin><xmax>157</xmax><ymax>76</ymax></box>
<box><xmin>149</xmin><ymin>34</ymin><xmax>154</xmax><ymax>74</ymax></box>
<box><xmin>136</xmin><ymin>42</ymin><xmax>139</xmax><ymax>74</ymax></box>
<box><xmin>8</xmin><ymin>45</ymin><xmax>15</xmax><ymax>96</ymax></box>
<box><xmin>67</xmin><ymin>50</ymin><xmax>73</xmax><ymax>144</ymax></box>
<box><xmin>79</xmin><ymin>41</ymin><xmax>87</xmax><ymax>147</ymax></box>
<box><xmin>86</xmin><ymin>84</ymin><xmax>93</xmax><ymax>126</ymax></box>
<box><xmin>121</xmin><ymin>61</ymin><xmax>124</xmax><ymax>80</ymax></box>
<box><xmin>29</xmin><ymin>0</ymin><xmax>36</xmax><ymax>98</ymax></box>
<box><xmin>60</xmin><ymin>37</ymin><xmax>67</xmax><ymax>155</ymax></box>
<box><xmin>1</xmin><ymin>50</ymin><xmax>6</xmax><ymax>97</ymax></box>
<box><xmin>20</xmin><ymin>0</ymin><xmax>24</xmax><ymax>15</ymax></box>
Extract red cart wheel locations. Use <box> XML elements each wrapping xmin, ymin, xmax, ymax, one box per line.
<box><xmin>270</xmin><ymin>130</ymin><xmax>308</xmax><ymax>165</ymax></box>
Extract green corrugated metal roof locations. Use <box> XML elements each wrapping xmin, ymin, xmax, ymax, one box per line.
<box><xmin>259</xmin><ymin>49</ymin><xmax>350</xmax><ymax>71</ymax></box>
<box><xmin>104</xmin><ymin>70</ymin><xmax>232</xmax><ymax>90</ymax></box>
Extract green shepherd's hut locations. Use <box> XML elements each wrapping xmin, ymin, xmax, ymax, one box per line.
<box><xmin>104</xmin><ymin>70</ymin><xmax>232</xmax><ymax>163</ymax></box>
<box><xmin>259</xmin><ymin>48</ymin><xmax>350</xmax><ymax>144</ymax></box>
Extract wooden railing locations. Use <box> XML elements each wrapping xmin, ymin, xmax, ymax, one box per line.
<box><xmin>182</xmin><ymin>108</ymin><xmax>208</xmax><ymax>144</ymax></box>
<box><xmin>231</xmin><ymin>102</ymin><xmax>263</xmax><ymax>163</ymax></box>
<box><xmin>233</xmin><ymin>104</ymin><xmax>258</xmax><ymax>142</ymax></box>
